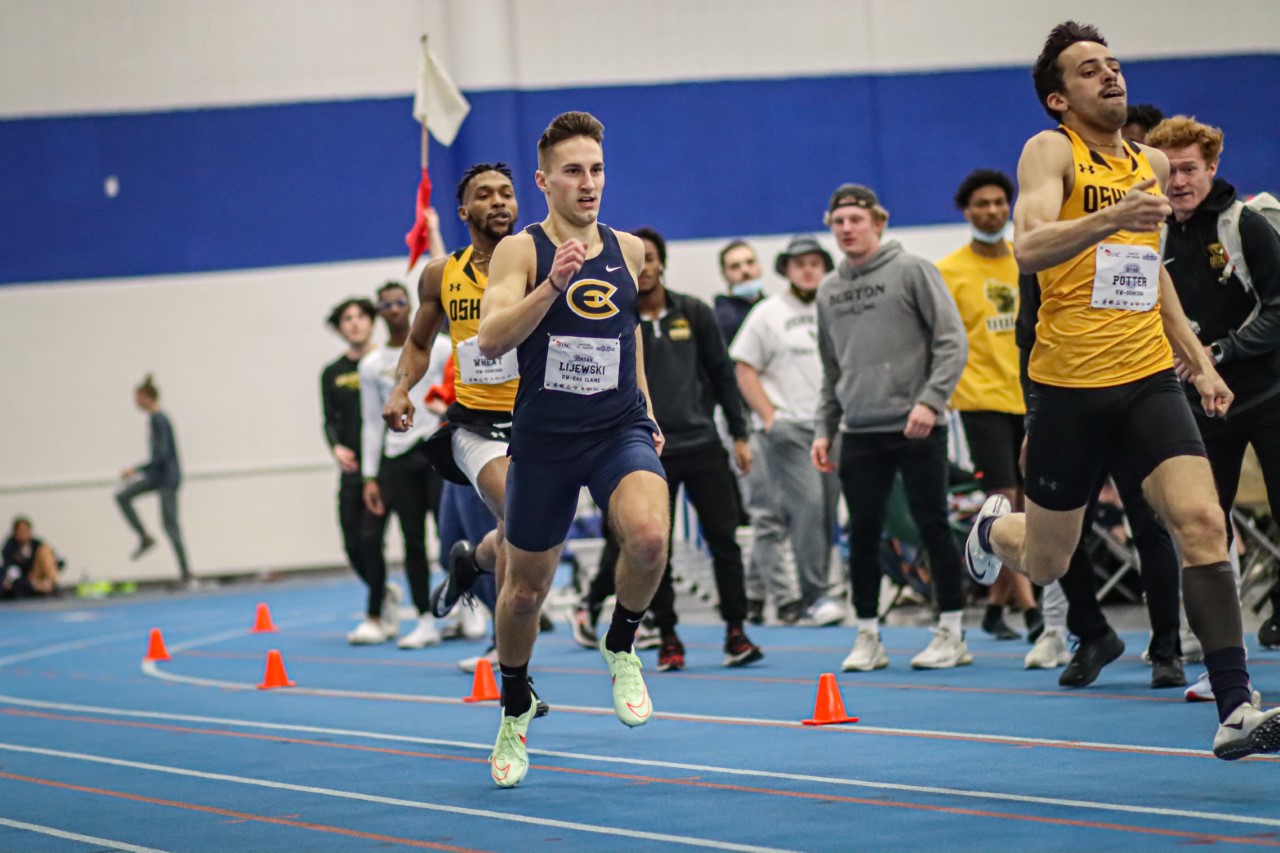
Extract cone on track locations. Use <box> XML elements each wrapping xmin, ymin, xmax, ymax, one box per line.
<box><xmin>144</xmin><ymin>628</ymin><xmax>171</xmax><ymax>662</ymax></box>
<box><xmin>802</xmin><ymin>673</ymin><xmax>858</xmax><ymax>726</ymax></box>
<box><xmin>463</xmin><ymin>658</ymin><xmax>501</xmax><ymax>703</ymax></box>
<box><xmin>257</xmin><ymin>649</ymin><xmax>296</xmax><ymax>689</ymax></box>
<box><xmin>251</xmin><ymin>602</ymin><xmax>279</xmax><ymax>633</ymax></box>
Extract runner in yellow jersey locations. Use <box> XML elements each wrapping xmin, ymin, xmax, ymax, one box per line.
<box><xmin>964</xmin><ymin>21</ymin><xmax>1280</xmax><ymax>759</ymax></box>
<box><xmin>383</xmin><ymin>163</ymin><xmax>520</xmax><ymax>619</ymax></box>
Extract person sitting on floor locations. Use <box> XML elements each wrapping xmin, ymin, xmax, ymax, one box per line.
<box><xmin>2</xmin><ymin>516</ymin><xmax>61</xmax><ymax>598</ymax></box>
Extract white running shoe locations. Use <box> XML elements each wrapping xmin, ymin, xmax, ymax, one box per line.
<box><xmin>1024</xmin><ymin>628</ymin><xmax>1071</xmax><ymax>669</ymax></box>
<box><xmin>490</xmin><ymin>704</ymin><xmax>536</xmax><ymax>788</ymax></box>
<box><xmin>1213</xmin><ymin>698</ymin><xmax>1280</xmax><ymax>760</ymax></box>
<box><xmin>1186</xmin><ymin>670</ymin><xmax>1214</xmax><ymax>702</ymax></box>
<box><xmin>459</xmin><ymin>645</ymin><xmax>498</xmax><ymax>674</ymax></box>
<box><xmin>910</xmin><ymin>626</ymin><xmax>973</xmax><ymax>670</ymax></box>
<box><xmin>841</xmin><ymin>630</ymin><xmax>889</xmax><ymax>672</ymax></box>
<box><xmin>599</xmin><ymin>637</ymin><xmax>653</xmax><ymax>727</ymax></box>
<box><xmin>380</xmin><ymin>582</ymin><xmax>403</xmax><ymax>639</ymax></box>
<box><xmin>458</xmin><ymin>599</ymin><xmax>488</xmax><ymax>640</ymax></box>
<box><xmin>801</xmin><ymin>597</ymin><xmax>845</xmax><ymax>627</ymax></box>
<box><xmin>965</xmin><ymin>494</ymin><xmax>1010</xmax><ymax>586</ymax></box>
<box><xmin>397</xmin><ymin>615</ymin><xmax>441</xmax><ymax>649</ymax></box>
<box><xmin>347</xmin><ymin>618</ymin><xmax>387</xmax><ymax>645</ymax></box>
<box><xmin>634</xmin><ymin>620</ymin><xmax>662</xmax><ymax>651</ymax></box>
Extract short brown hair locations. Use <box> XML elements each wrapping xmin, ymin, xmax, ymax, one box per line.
<box><xmin>1146</xmin><ymin>115</ymin><xmax>1224</xmax><ymax>165</ymax></box>
<box><xmin>537</xmin><ymin>111</ymin><xmax>604</xmax><ymax>170</ymax></box>
<box><xmin>136</xmin><ymin>373</ymin><xmax>159</xmax><ymax>401</ymax></box>
<box><xmin>1032</xmin><ymin>21</ymin><xmax>1108</xmax><ymax>121</ymax></box>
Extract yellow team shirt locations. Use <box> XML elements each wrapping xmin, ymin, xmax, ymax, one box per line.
<box><xmin>442</xmin><ymin>246</ymin><xmax>519</xmax><ymax>412</ymax></box>
<box><xmin>1028</xmin><ymin>125</ymin><xmax>1173</xmax><ymax>388</ymax></box>
<box><xmin>937</xmin><ymin>244</ymin><xmax>1026</xmax><ymax>414</ymax></box>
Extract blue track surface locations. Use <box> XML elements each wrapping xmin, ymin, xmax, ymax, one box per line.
<box><xmin>2</xmin><ymin>577</ymin><xmax>1279</xmax><ymax>852</ymax></box>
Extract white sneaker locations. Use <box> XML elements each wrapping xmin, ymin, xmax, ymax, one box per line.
<box><xmin>1024</xmin><ymin>628</ymin><xmax>1071</xmax><ymax>669</ymax></box>
<box><xmin>910</xmin><ymin>626</ymin><xmax>973</xmax><ymax>669</ymax></box>
<box><xmin>1186</xmin><ymin>670</ymin><xmax>1213</xmax><ymax>702</ymax></box>
<box><xmin>397</xmin><ymin>615</ymin><xmax>441</xmax><ymax>649</ymax></box>
<box><xmin>841</xmin><ymin>630</ymin><xmax>889</xmax><ymax>672</ymax></box>
<box><xmin>458</xmin><ymin>599</ymin><xmax>488</xmax><ymax>640</ymax></box>
<box><xmin>380</xmin><ymin>582</ymin><xmax>403</xmax><ymax>639</ymax></box>
<box><xmin>634</xmin><ymin>620</ymin><xmax>662</xmax><ymax>651</ymax></box>
<box><xmin>1213</xmin><ymin>698</ymin><xmax>1280</xmax><ymax>760</ymax></box>
<box><xmin>459</xmin><ymin>645</ymin><xmax>498</xmax><ymax>673</ymax></box>
<box><xmin>347</xmin><ymin>618</ymin><xmax>387</xmax><ymax>645</ymax></box>
<box><xmin>965</xmin><ymin>494</ymin><xmax>1010</xmax><ymax>586</ymax></box>
<box><xmin>801</xmin><ymin>598</ymin><xmax>845</xmax><ymax>627</ymax></box>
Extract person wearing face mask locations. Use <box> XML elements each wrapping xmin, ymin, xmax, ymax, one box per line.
<box><xmin>1148</xmin><ymin>116</ymin><xmax>1280</xmax><ymax>660</ymax></box>
<box><xmin>937</xmin><ymin>170</ymin><xmax>1041</xmax><ymax>643</ymax></box>
<box><xmin>731</xmin><ymin>237</ymin><xmax>844</xmax><ymax>628</ymax></box>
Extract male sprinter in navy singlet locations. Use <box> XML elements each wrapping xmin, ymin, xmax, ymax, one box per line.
<box><xmin>477</xmin><ymin>111</ymin><xmax>669</xmax><ymax>788</ymax></box>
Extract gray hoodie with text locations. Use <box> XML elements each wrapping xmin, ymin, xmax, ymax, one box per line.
<box><xmin>815</xmin><ymin>240</ymin><xmax>967</xmax><ymax>439</ymax></box>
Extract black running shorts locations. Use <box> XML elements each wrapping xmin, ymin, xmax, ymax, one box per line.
<box><xmin>959</xmin><ymin>410</ymin><xmax>1025</xmax><ymax>492</ymax></box>
<box><xmin>1024</xmin><ymin>369</ymin><xmax>1206</xmax><ymax>511</ymax></box>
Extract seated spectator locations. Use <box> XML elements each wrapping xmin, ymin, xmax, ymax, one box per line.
<box><xmin>2</xmin><ymin>517</ymin><xmax>60</xmax><ymax>598</ymax></box>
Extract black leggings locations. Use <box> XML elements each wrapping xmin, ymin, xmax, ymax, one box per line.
<box><xmin>838</xmin><ymin>428</ymin><xmax>965</xmax><ymax>619</ymax></box>
<box><xmin>588</xmin><ymin>445</ymin><xmax>748</xmax><ymax>631</ymax></box>
<box><xmin>337</xmin><ymin>472</ymin><xmax>390</xmax><ymax>618</ymax></box>
<box><xmin>365</xmin><ymin>445</ymin><xmax>443</xmax><ymax>615</ymax></box>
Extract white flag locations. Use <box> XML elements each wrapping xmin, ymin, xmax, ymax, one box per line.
<box><xmin>413</xmin><ymin>36</ymin><xmax>470</xmax><ymax>146</ymax></box>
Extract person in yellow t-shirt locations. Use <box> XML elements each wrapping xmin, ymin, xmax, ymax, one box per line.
<box><xmin>964</xmin><ymin>22</ymin><xmax>1280</xmax><ymax>759</ymax></box>
<box><xmin>937</xmin><ymin>169</ymin><xmax>1038</xmax><ymax>642</ymax></box>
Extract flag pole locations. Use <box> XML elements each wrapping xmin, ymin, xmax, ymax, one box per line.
<box><xmin>420</xmin><ymin>35</ymin><xmax>430</xmax><ymax>169</ymax></box>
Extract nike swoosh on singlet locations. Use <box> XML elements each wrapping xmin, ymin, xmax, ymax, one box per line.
<box><xmin>606</xmin><ymin>265</ymin><xmax>622</xmax><ymax>272</ymax></box>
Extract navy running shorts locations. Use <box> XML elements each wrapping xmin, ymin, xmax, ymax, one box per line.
<box><xmin>504</xmin><ymin>420</ymin><xmax>666</xmax><ymax>552</ymax></box>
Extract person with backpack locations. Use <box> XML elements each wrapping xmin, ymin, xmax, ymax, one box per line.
<box><xmin>1148</xmin><ymin>116</ymin><xmax>1280</xmax><ymax>657</ymax></box>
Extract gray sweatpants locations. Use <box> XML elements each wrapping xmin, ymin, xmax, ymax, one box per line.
<box><xmin>759</xmin><ymin>421</ymin><xmax>840</xmax><ymax>609</ymax></box>
<box><xmin>116</xmin><ymin>479</ymin><xmax>191</xmax><ymax>580</ymax></box>
<box><xmin>741</xmin><ymin>430</ymin><xmax>798</xmax><ymax>607</ymax></box>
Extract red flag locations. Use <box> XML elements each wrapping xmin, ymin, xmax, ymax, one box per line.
<box><xmin>405</xmin><ymin>167</ymin><xmax>432</xmax><ymax>271</ymax></box>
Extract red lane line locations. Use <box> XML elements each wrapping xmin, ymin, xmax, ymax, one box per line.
<box><xmin>5</xmin><ymin>711</ymin><xmax>1277</xmax><ymax>847</ymax></box>
<box><xmin>0</xmin><ymin>770</ymin><xmax>486</xmax><ymax>853</ymax></box>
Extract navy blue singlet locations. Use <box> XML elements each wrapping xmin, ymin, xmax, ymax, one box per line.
<box><xmin>511</xmin><ymin>223</ymin><xmax>649</xmax><ymax>459</ymax></box>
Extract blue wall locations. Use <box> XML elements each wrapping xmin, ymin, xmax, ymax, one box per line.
<box><xmin>4</xmin><ymin>55</ymin><xmax>1277</xmax><ymax>285</ymax></box>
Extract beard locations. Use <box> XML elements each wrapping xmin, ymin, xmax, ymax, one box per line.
<box><xmin>470</xmin><ymin>212</ymin><xmax>517</xmax><ymax>243</ymax></box>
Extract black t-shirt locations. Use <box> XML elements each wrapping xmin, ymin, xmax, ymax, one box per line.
<box><xmin>321</xmin><ymin>354</ymin><xmax>363</xmax><ymax>461</ymax></box>
<box><xmin>3</xmin><ymin>536</ymin><xmax>41</xmax><ymax>574</ymax></box>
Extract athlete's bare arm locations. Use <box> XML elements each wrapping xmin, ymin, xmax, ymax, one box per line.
<box><xmin>478</xmin><ymin>232</ymin><xmax>572</xmax><ymax>359</ymax></box>
<box><xmin>383</xmin><ymin>258</ymin><xmax>447</xmax><ymax>432</ymax></box>
<box><xmin>1013</xmin><ymin>131</ymin><xmax>1171</xmax><ymax>274</ymax></box>
<box><xmin>1159</xmin><ymin>265</ymin><xmax>1234</xmax><ymax>418</ymax></box>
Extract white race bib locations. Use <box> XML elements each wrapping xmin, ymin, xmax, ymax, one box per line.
<box><xmin>1091</xmin><ymin>243</ymin><xmax>1161</xmax><ymax>312</ymax></box>
<box><xmin>543</xmin><ymin>335</ymin><xmax>620</xmax><ymax>396</ymax></box>
<box><xmin>456</xmin><ymin>336</ymin><xmax>519</xmax><ymax>385</ymax></box>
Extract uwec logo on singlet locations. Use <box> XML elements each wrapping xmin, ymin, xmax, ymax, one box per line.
<box><xmin>566</xmin><ymin>279</ymin><xmax>619</xmax><ymax>320</ymax></box>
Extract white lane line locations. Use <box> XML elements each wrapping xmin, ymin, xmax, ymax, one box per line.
<box><xmin>137</xmin><ymin>663</ymin><xmax>1279</xmax><ymax>762</ymax></box>
<box><xmin>0</xmin><ymin>742</ymin><xmax>792</xmax><ymax>853</ymax></box>
<box><xmin>3</xmin><ymin>693</ymin><xmax>1279</xmax><ymax>832</ymax></box>
<box><xmin>0</xmin><ymin>816</ymin><xmax>169</xmax><ymax>853</ymax></box>
<box><xmin>0</xmin><ymin>630</ymin><xmax>143</xmax><ymax>668</ymax></box>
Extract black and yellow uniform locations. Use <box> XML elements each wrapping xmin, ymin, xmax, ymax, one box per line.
<box><xmin>442</xmin><ymin>246</ymin><xmax>518</xmax><ymax>413</ymax></box>
<box><xmin>1024</xmin><ymin>126</ymin><xmax>1203</xmax><ymax>511</ymax></box>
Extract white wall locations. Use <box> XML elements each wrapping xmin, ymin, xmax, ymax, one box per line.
<box><xmin>4</xmin><ymin>0</ymin><xmax>1275</xmax><ymax>581</ymax></box>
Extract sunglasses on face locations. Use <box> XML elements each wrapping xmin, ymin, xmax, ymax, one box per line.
<box><xmin>379</xmin><ymin>299</ymin><xmax>408</xmax><ymax>310</ymax></box>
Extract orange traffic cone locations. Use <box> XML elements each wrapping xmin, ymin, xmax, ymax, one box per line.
<box><xmin>251</xmin><ymin>602</ymin><xmax>279</xmax><ymax>633</ymax></box>
<box><xmin>802</xmin><ymin>673</ymin><xmax>858</xmax><ymax>725</ymax></box>
<box><xmin>144</xmin><ymin>628</ymin><xmax>171</xmax><ymax>662</ymax></box>
<box><xmin>257</xmin><ymin>649</ymin><xmax>296</xmax><ymax>689</ymax></box>
<box><xmin>463</xmin><ymin>658</ymin><xmax>501</xmax><ymax>703</ymax></box>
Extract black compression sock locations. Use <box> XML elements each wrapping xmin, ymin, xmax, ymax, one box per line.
<box><xmin>500</xmin><ymin>662</ymin><xmax>532</xmax><ymax>718</ymax></box>
<box><xmin>1205</xmin><ymin>647</ymin><xmax>1252</xmax><ymax>723</ymax></box>
<box><xmin>605</xmin><ymin>603</ymin><xmax>645</xmax><ymax>654</ymax></box>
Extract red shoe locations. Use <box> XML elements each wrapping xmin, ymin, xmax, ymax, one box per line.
<box><xmin>657</xmin><ymin>635</ymin><xmax>685</xmax><ymax>672</ymax></box>
<box><xmin>724</xmin><ymin>626</ymin><xmax>764</xmax><ymax>667</ymax></box>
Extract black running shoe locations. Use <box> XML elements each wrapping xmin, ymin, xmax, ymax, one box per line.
<box><xmin>1024</xmin><ymin>607</ymin><xmax>1044</xmax><ymax>644</ymax></box>
<box><xmin>723</xmin><ymin>626</ymin><xmax>764</xmax><ymax>668</ymax></box>
<box><xmin>429</xmin><ymin>540</ymin><xmax>480</xmax><ymax>618</ymax></box>
<box><xmin>746</xmin><ymin>599</ymin><xmax>765</xmax><ymax>626</ymax></box>
<box><xmin>1150</xmin><ymin>657</ymin><xmax>1187</xmax><ymax>689</ymax></box>
<box><xmin>130</xmin><ymin>535</ymin><xmax>156</xmax><ymax>560</ymax></box>
<box><xmin>1058</xmin><ymin>628</ymin><xmax>1125</xmax><ymax>688</ymax></box>
<box><xmin>529</xmin><ymin>676</ymin><xmax>550</xmax><ymax>719</ymax></box>
<box><xmin>982</xmin><ymin>609</ymin><xmax>1021</xmax><ymax>641</ymax></box>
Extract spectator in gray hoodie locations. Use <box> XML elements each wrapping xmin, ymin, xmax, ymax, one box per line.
<box><xmin>810</xmin><ymin>184</ymin><xmax>970</xmax><ymax>672</ymax></box>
